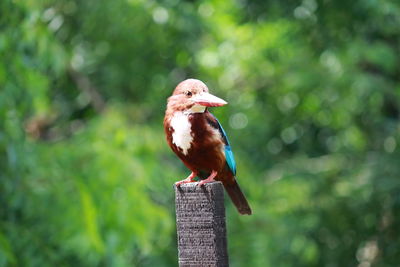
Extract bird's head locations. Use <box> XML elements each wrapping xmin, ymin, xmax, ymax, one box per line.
<box><xmin>167</xmin><ymin>79</ymin><xmax>227</xmax><ymax>114</ymax></box>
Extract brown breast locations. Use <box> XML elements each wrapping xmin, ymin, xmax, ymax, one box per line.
<box><xmin>164</xmin><ymin>111</ymin><xmax>226</xmax><ymax>175</ymax></box>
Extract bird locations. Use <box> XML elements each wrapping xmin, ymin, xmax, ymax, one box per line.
<box><xmin>164</xmin><ymin>78</ymin><xmax>252</xmax><ymax>215</ymax></box>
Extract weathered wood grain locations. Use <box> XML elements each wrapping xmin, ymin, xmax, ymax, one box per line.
<box><xmin>175</xmin><ymin>182</ymin><xmax>229</xmax><ymax>267</ymax></box>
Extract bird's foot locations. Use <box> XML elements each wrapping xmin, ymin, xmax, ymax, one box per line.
<box><xmin>175</xmin><ymin>172</ymin><xmax>197</xmax><ymax>187</ymax></box>
<box><xmin>198</xmin><ymin>170</ymin><xmax>218</xmax><ymax>186</ymax></box>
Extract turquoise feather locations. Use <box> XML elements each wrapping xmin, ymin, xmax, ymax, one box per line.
<box><xmin>212</xmin><ymin>115</ymin><xmax>237</xmax><ymax>176</ymax></box>
<box><xmin>224</xmin><ymin>145</ymin><xmax>236</xmax><ymax>175</ymax></box>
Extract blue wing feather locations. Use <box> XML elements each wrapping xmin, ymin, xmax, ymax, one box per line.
<box><xmin>224</xmin><ymin>145</ymin><xmax>236</xmax><ymax>176</ymax></box>
<box><xmin>209</xmin><ymin>114</ymin><xmax>237</xmax><ymax>176</ymax></box>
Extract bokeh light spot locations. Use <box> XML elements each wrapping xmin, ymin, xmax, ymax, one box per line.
<box><xmin>267</xmin><ymin>138</ymin><xmax>283</xmax><ymax>154</ymax></box>
<box><xmin>281</xmin><ymin>127</ymin><xmax>297</xmax><ymax>144</ymax></box>
<box><xmin>153</xmin><ymin>7</ymin><xmax>169</xmax><ymax>24</ymax></box>
<box><xmin>198</xmin><ymin>3</ymin><xmax>214</xmax><ymax>17</ymax></box>
<box><xmin>384</xmin><ymin>136</ymin><xmax>396</xmax><ymax>153</ymax></box>
<box><xmin>229</xmin><ymin>113</ymin><xmax>248</xmax><ymax>129</ymax></box>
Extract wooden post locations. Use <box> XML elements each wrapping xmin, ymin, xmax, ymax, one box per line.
<box><xmin>174</xmin><ymin>182</ymin><xmax>229</xmax><ymax>267</ymax></box>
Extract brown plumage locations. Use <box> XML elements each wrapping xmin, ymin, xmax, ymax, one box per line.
<box><xmin>164</xmin><ymin>79</ymin><xmax>252</xmax><ymax>215</ymax></box>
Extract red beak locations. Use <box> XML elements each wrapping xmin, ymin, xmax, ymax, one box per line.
<box><xmin>192</xmin><ymin>92</ymin><xmax>228</xmax><ymax>107</ymax></box>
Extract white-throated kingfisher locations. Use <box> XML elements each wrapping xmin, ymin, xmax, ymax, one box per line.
<box><xmin>164</xmin><ymin>79</ymin><xmax>252</xmax><ymax>215</ymax></box>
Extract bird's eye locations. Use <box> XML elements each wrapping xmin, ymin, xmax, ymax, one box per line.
<box><xmin>185</xmin><ymin>91</ymin><xmax>192</xmax><ymax>96</ymax></box>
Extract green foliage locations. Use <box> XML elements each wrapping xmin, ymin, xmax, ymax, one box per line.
<box><xmin>1</xmin><ymin>0</ymin><xmax>400</xmax><ymax>266</ymax></box>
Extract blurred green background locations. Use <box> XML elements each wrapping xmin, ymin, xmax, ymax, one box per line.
<box><xmin>1</xmin><ymin>0</ymin><xmax>400</xmax><ymax>266</ymax></box>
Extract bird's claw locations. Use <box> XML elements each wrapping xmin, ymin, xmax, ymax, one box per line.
<box><xmin>198</xmin><ymin>170</ymin><xmax>218</xmax><ymax>186</ymax></box>
<box><xmin>175</xmin><ymin>172</ymin><xmax>197</xmax><ymax>187</ymax></box>
<box><xmin>175</xmin><ymin>179</ymin><xmax>193</xmax><ymax>187</ymax></box>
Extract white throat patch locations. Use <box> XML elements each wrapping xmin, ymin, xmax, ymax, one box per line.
<box><xmin>170</xmin><ymin>112</ymin><xmax>193</xmax><ymax>155</ymax></box>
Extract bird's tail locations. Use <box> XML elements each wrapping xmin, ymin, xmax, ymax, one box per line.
<box><xmin>223</xmin><ymin>179</ymin><xmax>252</xmax><ymax>215</ymax></box>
